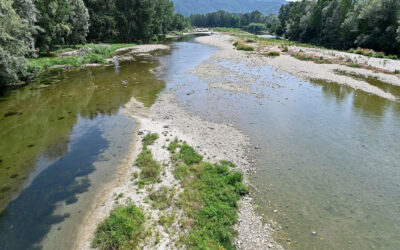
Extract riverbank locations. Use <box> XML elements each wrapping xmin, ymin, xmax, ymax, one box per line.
<box><xmin>195</xmin><ymin>33</ymin><xmax>400</xmax><ymax>101</ymax></box>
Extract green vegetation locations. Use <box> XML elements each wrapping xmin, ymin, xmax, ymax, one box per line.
<box><xmin>278</xmin><ymin>0</ymin><xmax>400</xmax><ymax>57</ymax></box>
<box><xmin>174</xmin><ymin>143</ymin><xmax>203</xmax><ymax>165</ymax></box>
<box><xmin>28</xmin><ymin>43</ymin><xmax>136</xmax><ymax>71</ymax></box>
<box><xmin>167</xmin><ymin>138</ymin><xmax>180</xmax><ymax>153</ymax></box>
<box><xmin>149</xmin><ymin>186</ymin><xmax>173</xmax><ymax>210</ymax></box>
<box><xmin>1</xmin><ymin>0</ymin><xmax>190</xmax><ymax>86</ymax></box>
<box><xmin>347</xmin><ymin>63</ymin><xmax>362</xmax><ymax>68</ymax></box>
<box><xmin>135</xmin><ymin>148</ymin><xmax>161</xmax><ymax>185</ymax></box>
<box><xmin>142</xmin><ymin>133</ymin><xmax>159</xmax><ymax>147</ymax></box>
<box><xmin>190</xmin><ymin>10</ymin><xmax>280</xmax><ymax>35</ymax></box>
<box><xmin>266</xmin><ymin>51</ymin><xmax>280</xmax><ymax>57</ymax></box>
<box><xmin>92</xmin><ymin>203</ymin><xmax>146</xmax><ymax>250</ymax></box>
<box><xmin>94</xmin><ymin>138</ymin><xmax>248</xmax><ymax>249</ymax></box>
<box><xmin>291</xmin><ymin>53</ymin><xmax>331</xmax><ymax>64</ymax></box>
<box><xmin>170</xmin><ymin>141</ymin><xmax>248</xmax><ymax>249</ymax></box>
<box><xmin>233</xmin><ymin>41</ymin><xmax>254</xmax><ymax>51</ymax></box>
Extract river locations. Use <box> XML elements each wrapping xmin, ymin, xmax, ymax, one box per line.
<box><xmin>1</xmin><ymin>36</ymin><xmax>400</xmax><ymax>249</ymax></box>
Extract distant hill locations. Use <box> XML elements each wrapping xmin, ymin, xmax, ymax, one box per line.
<box><xmin>171</xmin><ymin>0</ymin><xmax>287</xmax><ymax>16</ymax></box>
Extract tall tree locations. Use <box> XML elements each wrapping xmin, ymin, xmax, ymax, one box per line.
<box><xmin>0</xmin><ymin>0</ymin><xmax>38</xmax><ymax>85</ymax></box>
<box><xmin>66</xmin><ymin>0</ymin><xmax>90</xmax><ymax>45</ymax></box>
<box><xmin>84</xmin><ymin>0</ymin><xmax>116</xmax><ymax>42</ymax></box>
<box><xmin>34</xmin><ymin>0</ymin><xmax>72</xmax><ymax>52</ymax></box>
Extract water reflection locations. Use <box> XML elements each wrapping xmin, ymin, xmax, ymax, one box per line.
<box><xmin>0</xmin><ymin>55</ymin><xmax>165</xmax><ymax>213</ymax></box>
<box><xmin>0</xmin><ymin>126</ymin><xmax>107</xmax><ymax>249</ymax></box>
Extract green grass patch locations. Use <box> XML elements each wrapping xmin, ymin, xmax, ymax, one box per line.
<box><xmin>233</xmin><ymin>41</ymin><xmax>254</xmax><ymax>51</ymax></box>
<box><xmin>220</xmin><ymin>160</ymin><xmax>236</xmax><ymax>168</ymax></box>
<box><xmin>142</xmin><ymin>133</ymin><xmax>159</xmax><ymax>147</ymax></box>
<box><xmin>266</xmin><ymin>51</ymin><xmax>280</xmax><ymax>57</ymax></box>
<box><xmin>176</xmin><ymin>143</ymin><xmax>203</xmax><ymax>165</ymax></box>
<box><xmin>291</xmin><ymin>53</ymin><xmax>331</xmax><ymax>64</ymax></box>
<box><xmin>135</xmin><ymin>148</ymin><xmax>161</xmax><ymax>185</ymax></box>
<box><xmin>395</xmin><ymin>70</ymin><xmax>400</xmax><ymax>74</ymax></box>
<box><xmin>167</xmin><ymin>138</ymin><xmax>180</xmax><ymax>153</ymax></box>
<box><xmin>29</xmin><ymin>43</ymin><xmax>136</xmax><ymax>72</ymax></box>
<box><xmin>170</xmin><ymin>142</ymin><xmax>248</xmax><ymax>249</ymax></box>
<box><xmin>149</xmin><ymin>186</ymin><xmax>173</xmax><ymax>210</ymax></box>
<box><xmin>347</xmin><ymin>63</ymin><xmax>361</xmax><ymax>68</ymax></box>
<box><xmin>92</xmin><ymin>203</ymin><xmax>146</xmax><ymax>250</ymax></box>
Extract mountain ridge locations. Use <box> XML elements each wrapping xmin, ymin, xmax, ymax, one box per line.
<box><xmin>171</xmin><ymin>0</ymin><xmax>288</xmax><ymax>16</ymax></box>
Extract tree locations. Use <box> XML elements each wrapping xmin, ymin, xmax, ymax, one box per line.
<box><xmin>34</xmin><ymin>0</ymin><xmax>72</xmax><ymax>53</ymax></box>
<box><xmin>0</xmin><ymin>0</ymin><xmax>38</xmax><ymax>85</ymax></box>
<box><xmin>12</xmin><ymin>0</ymin><xmax>38</xmax><ymax>55</ymax></box>
<box><xmin>114</xmin><ymin>0</ymin><xmax>155</xmax><ymax>42</ymax></box>
<box><xmin>66</xmin><ymin>0</ymin><xmax>90</xmax><ymax>45</ymax></box>
<box><xmin>84</xmin><ymin>0</ymin><xmax>116</xmax><ymax>42</ymax></box>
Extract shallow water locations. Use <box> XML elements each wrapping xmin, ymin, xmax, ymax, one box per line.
<box><xmin>0</xmin><ymin>54</ymin><xmax>165</xmax><ymax>249</ymax></box>
<box><xmin>163</xmin><ymin>39</ymin><xmax>400</xmax><ymax>249</ymax></box>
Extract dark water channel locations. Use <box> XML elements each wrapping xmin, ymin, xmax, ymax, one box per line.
<box><xmin>0</xmin><ymin>54</ymin><xmax>165</xmax><ymax>249</ymax></box>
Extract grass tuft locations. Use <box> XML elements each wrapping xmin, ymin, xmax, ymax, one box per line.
<box><xmin>142</xmin><ymin>133</ymin><xmax>159</xmax><ymax>147</ymax></box>
<box><xmin>149</xmin><ymin>186</ymin><xmax>173</xmax><ymax>210</ymax></box>
<box><xmin>267</xmin><ymin>51</ymin><xmax>280</xmax><ymax>57</ymax></box>
<box><xmin>167</xmin><ymin>138</ymin><xmax>180</xmax><ymax>153</ymax></box>
<box><xmin>233</xmin><ymin>41</ymin><xmax>254</xmax><ymax>51</ymax></box>
<box><xmin>135</xmin><ymin>148</ymin><xmax>161</xmax><ymax>184</ymax></box>
<box><xmin>176</xmin><ymin>143</ymin><xmax>203</xmax><ymax>165</ymax></box>
<box><xmin>92</xmin><ymin>203</ymin><xmax>145</xmax><ymax>250</ymax></box>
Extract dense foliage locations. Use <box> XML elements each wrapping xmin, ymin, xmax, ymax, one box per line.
<box><xmin>0</xmin><ymin>0</ymin><xmax>189</xmax><ymax>86</ymax></box>
<box><xmin>171</xmin><ymin>0</ymin><xmax>287</xmax><ymax>16</ymax></box>
<box><xmin>190</xmin><ymin>10</ymin><xmax>280</xmax><ymax>34</ymax></box>
<box><xmin>278</xmin><ymin>0</ymin><xmax>400</xmax><ymax>56</ymax></box>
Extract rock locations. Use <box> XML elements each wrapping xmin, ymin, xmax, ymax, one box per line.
<box><xmin>163</xmin><ymin>125</ymin><xmax>169</xmax><ymax>128</ymax></box>
<box><xmin>268</xmin><ymin>243</ymin><xmax>274</xmax><ymax>248</ymax></box>
<box><xmin>138</xmin><ymin>131</ymin><xmax>144</xmax><ymax>135</ymax></box>
<box><xmin>273</xmin><ymin>209</ymin><xmax>278</xmax><ymax>213</ymax></box>
<box><xmin>312</xmin><ymin>231</ymin><xmax>317</xmax><ymax>235</ymax></box>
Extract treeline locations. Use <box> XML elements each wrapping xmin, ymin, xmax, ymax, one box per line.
<box><xmin>277</xmin><ymin>0</ymin><xmax>400</xmax><ymax>56</ymax></box>
<box><xmin>189</xmin><ymin>10</ymin><xmax>280</xmax><ymax>34</ymax></box>
<box><xmin>0</xmin><ymin>0</ymin><xmax>189</xmax><ymax>86</ymax></box>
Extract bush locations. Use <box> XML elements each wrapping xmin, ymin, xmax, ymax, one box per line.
<box><xmin>92</xmin><ymin>203</ymin><xmax>145</xmax><ymax>250</ymax></box>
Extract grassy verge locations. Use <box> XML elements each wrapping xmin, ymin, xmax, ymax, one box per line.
<box><xmin>170</xmin><ymin>141</ymin><xmax>248</xmax><ymax>249</ymax></box>
<box><xmin>29</xmin><ymin>43</ymin><xmax>136</xmax><ymax>71</ymax></box>
<box><xmin>92</xmin><ymin>203</ymin><xmax>146</xmax><ymax>250</ymax></box>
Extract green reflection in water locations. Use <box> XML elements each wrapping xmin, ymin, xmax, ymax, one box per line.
<box><xmin>334</xmin><ymin>70</ymin><xmax>400</xmax><ymax>99</ymax></box>
<box><xmin>0</xmin><ymin>55</ymin><xmax>165</xmax><ymax>212</ymax></box>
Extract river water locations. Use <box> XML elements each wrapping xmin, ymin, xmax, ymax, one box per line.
<box><xmin>0</xmin><ymin>37</ymin><xmax>399</xmax><ymax>249</ymax></box>
<box><xmin>162</xmin><ymin>39</ymin><xmax>400</xmax><ymax>249</ymax></box>
<box><xmin>0</xmin><ymin>55</ymin><xmax>164</xmax><ymax>249</ymax></box>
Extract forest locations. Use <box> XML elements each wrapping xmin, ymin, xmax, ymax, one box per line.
<box><xmin>277</xmin><ymin>0</ymin><xmax>400</xmax><ymax>56</ymax></box>
<box><xmin>189</xmin><ymin>10</ymin><xmax>280</xmax><ymax>34</ymax></box>
<box><xmin>0</xmin><ymin>0</ymin><xmax>189</xmax><ymax>86</ymax></box>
